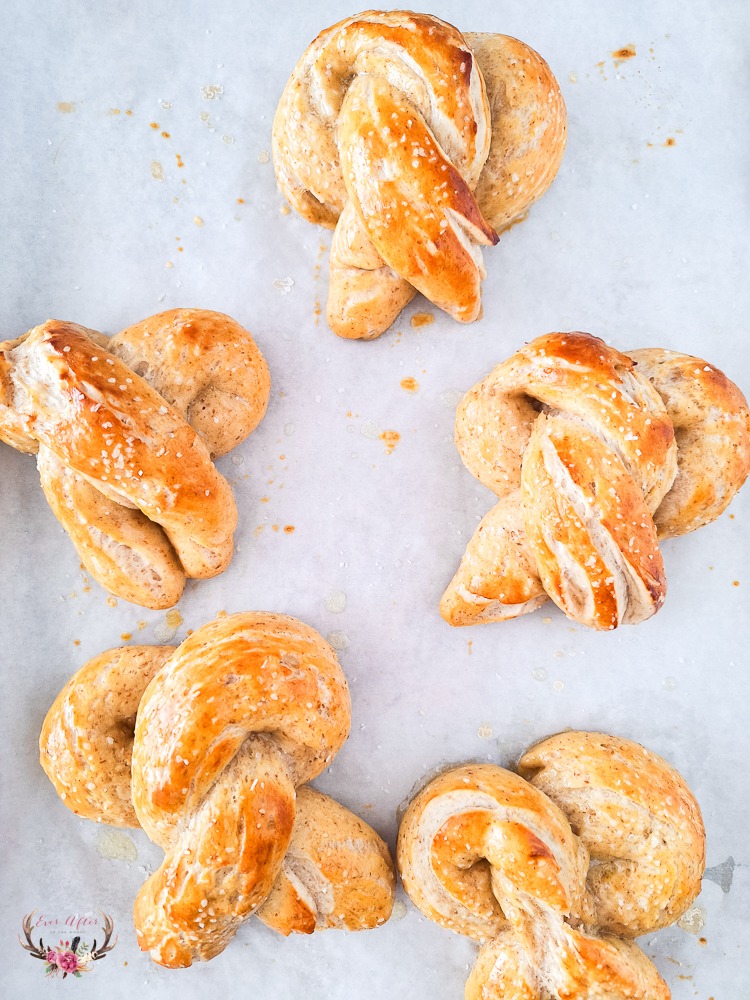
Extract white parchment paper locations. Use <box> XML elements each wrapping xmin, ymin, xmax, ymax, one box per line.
<box><xmin>1</xmin><ymin>1</ymin><xmax>748</xmax><ymax>997</ymax></box>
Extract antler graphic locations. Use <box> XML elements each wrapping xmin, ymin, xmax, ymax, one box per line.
<box><xmin>90</xmin><ymin>913</ymin><xmax>117</xmax><ymax>960</ymax></box>
<box><xmin>19</xmin><ymin>912</ymin><xmax>47</xmax><ymax>961</ymax></box>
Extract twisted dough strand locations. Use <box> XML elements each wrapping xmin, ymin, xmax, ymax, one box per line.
<box><xmin>441</xmin><ymin>332</ymin><xmax>750</xmax><ymax>629</ymax></box>
<box><xmin>40</xmin><ymin>613</ymin><xmax>395</xmax><ymax>968</ymax></box>
<box><xmin>398</xmin><ymin>732</ymin><xmax>705</xmax><ymax>1000</ymax></box>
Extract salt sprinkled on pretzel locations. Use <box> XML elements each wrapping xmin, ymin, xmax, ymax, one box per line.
<box><xmin>0</xmin><ymin>309</ymin><xmax>270</xmax><ymax>608</ymax></box>
<box><xmin>273</xmin><ymin>11</ymin><xmax>566</xmax><ymax>339</ymax></box>
<box><xmin>40</xmin><ymin>612</ymin><xmax>395</xmax><ymax>968</ymax></box>
<box><xmin>398</xmin><ymin>731</ymin><xmax>705</xmax><ymax>999</ymax></box>
<box><xmin>441</xmin><ymin>331</ymin><xmax>750</xmax><ymax>629</ymax></box>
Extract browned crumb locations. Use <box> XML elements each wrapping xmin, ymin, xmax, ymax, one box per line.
<box><xmin>380</xmin><ymin>430</ymin><xmax>400</xmax><ymax>454</ymax></box>
<box><xmin>612</xmin><ymin>45</ymin><xmax>636</xmax><ymax>63</ymax></box>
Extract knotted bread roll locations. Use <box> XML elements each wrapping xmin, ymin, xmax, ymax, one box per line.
<box><xmin>441</xmin><ymin>331</ymin><xmax>750</xmax><ymax>629</ymax></box>
<box><xmin>273</xmin><ymin>11</ymin><xmax>566</xmax><ymax>339</ymax></box>
<box><xmin>40</xmin><ymin>612</ymin><xmax>395</xmax><ymax>968</ymax></box>
<box><xmin>398</xmin><ymin>731</ymin><xmax>705</xmax><ymax>999</ymax></box>
<box><xmin>0</xmin><ymin>309</ymin><xmax>270</xmax><ymax>608</ymax></box>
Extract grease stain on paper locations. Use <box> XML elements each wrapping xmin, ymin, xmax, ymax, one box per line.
<box><xmin>96</xmin><ymin>829</ymin><xmax>138</xmax><ymax>862</ymax></box>
<box><xmin>612</xmin><ymin>45</ymin><xmax>637</xmax><ymax>66</ymax></box>
<box><xmin>677</xmin><ymin>906</ymin><xmax>705</xmax><ymax>934</ymax></box>
<box><xmin>704</xmin><ymin>857</ymin><xmax>735</xmax><ymax>893</ymax></box>
<box><xmin>325</xmin><ymin>591</ymin><xmax>347</xmax><ymax>614</ymax></box>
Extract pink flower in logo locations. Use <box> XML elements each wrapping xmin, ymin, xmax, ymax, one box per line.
<box><xmin>57</xmin><ymin>950</ymin><xmax>81</xmax><ymax>974</ymax></box>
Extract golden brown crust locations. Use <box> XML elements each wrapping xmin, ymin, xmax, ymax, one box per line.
<box><xmin>39</xmin><ymin>645</ymin><xmax>175</xmax><ymax>827</ymax></box>
<box><xmin>518</xmin><ymin>732</ymin><xmax>706</xmax><ymax>938</ymax></box>
<box><xmin>442</xmin><ymin>331</ymin><xmax>750</xmax><ymax>630</ymax></box>
<box><xmin>256</xmin><ymin>786</ymin><xmax>395</xmax><ymax>934</ymax></box>
<box><xmin>273</xmin><ymin>12</ymin><xmax>566</xmax><ymax>340</ymax></box>
<box><xmin>39</xmin><ymin>613</ymin><xmax>394</xmax><ymax>968</ymax></box>
<box><xmin>37</xmin><ymin>447</ymin><xmax>187</xmax><ymax>609</ymax></box>
<box><xmin>326</xmin><ymin>201</ymin><xmax>417</xmax><ymax>340</ymax></box>
<box><xmin>110</xmin><ymin>309</ymin><xmax>270</xmax><ymax>458</ymax></box>
<box><xmin>130</xmin><ymin>611</ymin><xmax>355</xmax><ymax>966</ymax></box>
<box><xmin>521</xmin><ymin>415</ymin><xmax>667</xmax><ymax>630</ymax></box>
<box><xmin>466</xmin><ymin>929</ymin><xmax>671</xmax><ymax>1000</ymax></box>
<box><xmin>628</xmin><ymin>348</ymin><xmax>750</xmax><ymax>538</ymax></box>
<box><xmin>467</xmin><ymin>33</ymin><xmax>568</xmax><ymax>233</ymax></box>
<box><xmin>398</xmin><ymin>763</ymin><xmax>585</xmax><ymax>943</ymax></box>
<box><xmin>0</xmin><ymin>309</ymin><xmax>270</xmax><ymax>608</ymax></box>
<box><xmin>397</xmin><ymin>732</ymin><xmax>705</xmax><ymax>999</ymax></box>
<box><xmin>438</xmin><ymin>495</ymin><xmax>548</xmax><ymax>626</ymax></box>
<box><xmin>131</xmin><ymin>612</ymin><xmax>351</xmax><ymax>844</ymax></box>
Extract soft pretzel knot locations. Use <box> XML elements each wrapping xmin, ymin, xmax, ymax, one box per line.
<box><xmin>441</xmin><ymin>331</ymin><xmax>750</xmax><ymax>630</ymax></box>
<box><xmin>40</xmin><ymin>612</ymin><xmax>395</xmax><ymax>968</ymax></box>
<box><xmin>0</xmin><ymin>309</ymin><xmax>270</xmax><ymax>608</ymax></box>
<box><xmin>397</xmin><ymin>732</ymin><xmax>705</xmax><ymax>999</ymax></box>
<box><xmin>273</xmin><ymin>11</ymin><xmax>566</xmax><ymax>340</ymax></box>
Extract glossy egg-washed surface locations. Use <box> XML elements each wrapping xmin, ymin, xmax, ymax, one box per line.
<box><xmin>0</xmin><ymin>309</ymin><xmax>270</xmax><ymax>608</ymax></box>
<box><xmin>398</xmin><ymin>731</ymin><xmax>705</xmax><ymax>999</ymax></box>
<box><xmin>273</xmin><ymin>10</ymin><xmax>566</xmax><ymax>339</ymax></box>
<box><xmin>40</xmin><ymin>613</ymin><xmax>395</xmax><ymax>968</ymax></box>
<box><xmin>441</xmin><ymin>331</ymin><xmax>750</xmax><ymax>630</ymax></box>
